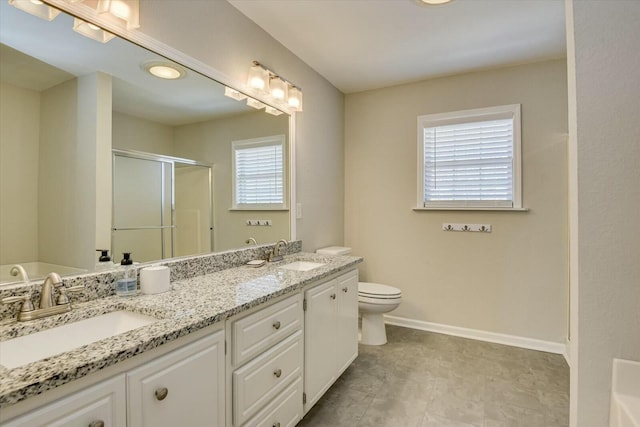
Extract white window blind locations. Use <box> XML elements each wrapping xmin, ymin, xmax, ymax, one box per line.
<box><xmin>233</xmin><ymin>136</ymin><xmax>285</xmax><ymax>208</ymax></box>
<box><xmin>418</xmin><ymin>104</ymin><xmax>521</xmax><ymax>209</ymax></box>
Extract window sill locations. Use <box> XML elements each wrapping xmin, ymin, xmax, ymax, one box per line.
<box><xmin>413</xmin><ymin>207</ymin><xmax>529</xmax><ymax>212</ymax></box>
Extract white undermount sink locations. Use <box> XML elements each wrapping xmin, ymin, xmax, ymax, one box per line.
<box><xmin>278</xmin><ymin>261</ymin><xmax>325</xmax><ymax>272</ymax></box>
<box><xmin>0</xmin><ymin>310</ymin><xmax>157</xmax><ymax>369</ymax></box>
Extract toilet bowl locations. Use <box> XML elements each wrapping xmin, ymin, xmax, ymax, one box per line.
<box><xmin>316</xmin><ymin>246</ymin><xmax>402</xmax><ymax>346</ymax></box>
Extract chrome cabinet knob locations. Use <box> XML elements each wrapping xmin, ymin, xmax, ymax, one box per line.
<box><xmin>88</xmin><ymin>421</ymin><xmax>104</xmax><ymax>427</ymax></box>
<box><xmin>273</xmin><ymin>320</ymin><xmax>281</xmax><ymax>330</ymax></box>
<box><xmin>330</xmin><ymin>293</ymin><xmax>336</xmax><ymax>300</ymax></box>
<box><xmin>273</xmin><ymin>423</ymin><xmax>281</xmax><ymax>427</ymax></box>
<box><xmin>273</xmin><ymin>368</ymin><xmax>282</xmax><ymax>378</ymax></box>
<box><xmin>155</xmin><ymin>387</ymin><xmax>168</xmax><ymax>401</ymax></box>
<box><xmin>342</xmin><ymin>287</ymin><xmax>348</xmax><ymax>293</ymax></box>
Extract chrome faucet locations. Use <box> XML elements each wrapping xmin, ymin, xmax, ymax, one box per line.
<box><xmin>269</xmin><ymin>239</ymin><xmax>289</xmax><ymax>263</ymax></box>
<box><xmin>0</xmin><ymin>272</ymin><xmax>84</xmax><ymax>322</ymax></box>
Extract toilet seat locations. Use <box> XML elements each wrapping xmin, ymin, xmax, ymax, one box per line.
<box><xmin>358</xmin><ymin>282</ymin><xmax>402</xmax><ymax>299</ymax></box>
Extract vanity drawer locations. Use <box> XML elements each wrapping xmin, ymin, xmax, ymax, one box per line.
<box><xmin>242</xmin><ymin>376</ymin><xmax>303</xmax><ymax>427</ymax></box>
<box><xmin>233</xmin><ymin>330</ymin><xmax>303</xmax><ymax>426</ymax></box>
<box><xmin>232</xmin><ymin>293</ymin><xmax>302</xmax><ymax>366</ymax></box>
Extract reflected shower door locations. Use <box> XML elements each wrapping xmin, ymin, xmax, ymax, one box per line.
<box><xmin>174</xmin><ymin>164</ymin><xmax>212</xmax><ymax>257</ymax></box>
<box><xmin>112</xmin><ymin>155</ymin><xmax>172</xmax><ymax>263</ymax></box>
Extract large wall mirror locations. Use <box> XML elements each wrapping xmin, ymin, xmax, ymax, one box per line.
<box><xmin>0</xmin><ymin>2</ymin><xmax>291</xmax><ymax>284</ymax></box>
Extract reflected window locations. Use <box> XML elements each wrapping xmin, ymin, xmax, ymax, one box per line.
<box><xmin>232</xmin><ymin>135</ymin><xmax>286</xmax><ymax>209</ymax></box>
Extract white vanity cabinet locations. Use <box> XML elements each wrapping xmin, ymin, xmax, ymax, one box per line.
<box><xmin>228</xmin><ymin>293</ymin><xmax>304</xmax><ymax>427</ymax></box>
<box><xmin>127</xmin><ymin>330</ymin><xmax>225</xmax><ymax>427</ymax></box>
<box><xmin>2</xmin><ymin>375</ymin><xmax>127</xmax><ymax>427</ymax></box>
<box><xmin>303</xmin><ymin>269</ymin><xmax>359</xmax><ymax>411</ymax></box>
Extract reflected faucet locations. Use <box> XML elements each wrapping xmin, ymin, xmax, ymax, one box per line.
<box><xmin>246</xmin><ymin>237</ymin><xmax>258</xmax><ymax>246</ymax></box>
<box><xmin>9</xmin><ymin>265</ymin><xmax>30</xmax><ymax>284</ymax></box>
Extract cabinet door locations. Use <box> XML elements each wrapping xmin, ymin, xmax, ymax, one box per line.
<box><xmin>303</xmin><ymin>279</ymin><xmax>337</xmax><ymax>410</ymax></box>
<box><xmin>127</xmin><ymin>330</ymin><xmax>225</xmax><ymax>427</ymax></box>
<box><xmin>3</xmin><ymin>375</ymin><xmax>126</xmax><ymax>427</ymax></box>
<box><xmin>336</xmin><ymin>270</ymin><xmax>359</xmax><ymax>375</ymax></box>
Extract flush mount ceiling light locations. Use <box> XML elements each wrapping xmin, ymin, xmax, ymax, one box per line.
<box><xmin>9</xmin><ymin>0</ymin><xmax>61</xmax><ymax>21</ymax></box>
<box><xmin>247</xmin><ymin>61</ymin><xmax>303</xmax><ymax>112</ymax></box>
<box><xmin>143</xmin><ymin>61</ymin><xmax>186</xmax><ymax>80</ymax></box>
<box><xmin>73</xmin><ymin>18</ymin><xmax>115</xmax><ymax>43</ymax></box>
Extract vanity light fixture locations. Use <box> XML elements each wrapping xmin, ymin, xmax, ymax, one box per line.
<box><xmin>73</xmin><ymin>18</ymin><xmax>115</xmax><ymax>43</ymax></box>
<box><xmin>224</xmin><ymin>86</ymin><xmax>247</xmax><ymax>101</ymax></box>
<box><xmin>97</xmin><ymin>0</ymin><xmax>140</xmax><ymax>30</ymax></box>
<box><xmin>248</xmin><ymin>61</ymin><xmax>303</xmax><ymax>112</ymax></box>
<box><xmin>9</xmin><ymin>0</ymin><xmax>61</xmax><ymax>21</ymax></box>
<box><xmin>143</xmin><ymin>61</ymin><xmax>186</xmax><ymax>80</ymax></box>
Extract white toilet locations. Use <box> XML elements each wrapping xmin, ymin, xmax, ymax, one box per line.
<box><xmin>316</xmin><ymin>246</ymin><xmax>402</xmax><ymax>345</ymax></box>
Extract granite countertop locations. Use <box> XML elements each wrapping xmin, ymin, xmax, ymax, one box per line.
<box><xmin>0</xmin><ymin>252</ymin><xmax>362</xmax><ymax>408</ymax></box>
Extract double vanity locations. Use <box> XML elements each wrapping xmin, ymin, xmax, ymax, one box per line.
<box><xmin>0</xmin><ymin>245</ymin><xmax>362</xmax><ymax>426</ymax></box>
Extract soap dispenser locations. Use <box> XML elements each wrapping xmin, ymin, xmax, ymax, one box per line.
<box><xmin>116</xmin><ymin>252</ymin><xmax>137</xmax><ymax>297</ymax></box>
<box><xmin>95</xmin><ymin>249</ymin><xmax>114</xmax><ymax>271</ymax></box>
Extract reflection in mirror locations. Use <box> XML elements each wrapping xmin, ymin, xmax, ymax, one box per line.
<box><xmin>0</xmin><ymin>2</ymin><xmax>290</xmax><ymax>284</ymax></box>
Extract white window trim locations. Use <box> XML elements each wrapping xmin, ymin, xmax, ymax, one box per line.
<box><xmin>232</xmin><ymin>135</ymin><xmax>287</xmax><ymax>211</ymax></box>
<box><xmin>416</xmin><ymin>104</ymin><xmax>523</xmax><ymax>210</ymax></box>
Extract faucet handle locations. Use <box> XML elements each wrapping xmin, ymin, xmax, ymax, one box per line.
<box><xmin>1</xmin><ymin>293</ymin><xmax>35</xmax><ymax>313</ymax></box>
<box><xmin>56</xmin><ymin>285</ymin><xmax>85</xmax><ymax>305</ymax></box>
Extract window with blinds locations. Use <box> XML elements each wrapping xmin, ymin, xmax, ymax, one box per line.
<box><xmin>232</xmin><ymin>135</ymin><xmax>286</xmax><ymax>209</ymax></box>
<box><xmin>418</xmin><ymin>104</ymin><xmax>522</xmax><ymax>209</ymax></box>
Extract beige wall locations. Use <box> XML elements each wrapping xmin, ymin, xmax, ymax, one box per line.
<box><xmin>138</xmin><ymin>0</ymin><xmax>345</xmax><ymax>251</ymax></box>
<box><xmin>112</xmin><ymin>111</ymin><xmax>174</xmax><ymax>155</ymax></box>
<box><xmin>345</xmin><ymin>60</ymin><xmax>568</xmax><ymax>343</ymax></box>
<box><xmin>566</xmin><ymin>1</ymin><xmax>640</xmax><ymax>425</ymax></box>
<box><xmin>0</xmin><ymin>83</ymin><xmax>40</xmax><ymax>265</ymax></box>
<box><xmin>174</xmin><ymin>112</ymin><xmax>290</xmax><ymax>251</ymax></box>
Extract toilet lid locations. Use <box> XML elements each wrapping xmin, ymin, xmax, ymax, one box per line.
<box><xmin>358</xmin><ymin>282</ymin><xmax>402</xmax><ymax>298</ymax></box>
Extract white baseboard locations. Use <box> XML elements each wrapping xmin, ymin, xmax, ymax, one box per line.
<box><xmin>384</xmin><ymin>315</ymin><xmax>566</xmax><ymax>355</ymax></box>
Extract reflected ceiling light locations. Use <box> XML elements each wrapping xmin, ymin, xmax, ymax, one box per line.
<box><xmin>246</xmin><ymin>98</ymin><xmax>266</xmax><ymax>110</ymax></box>
<box><xmin>417</xmin><ymin>0</ymin><xmax>453</xmax><ymax>4</ymax></box>
<box><xmin>97</xmin><ymin>0</ymin><xmax>140</xmax><ymax>30</ymax></box>
<box><xmin>247</xmin><ymin>61</ymin><xmax>303</xmax><ymax>113</ymax></box>
<box><xmin>265</xmin><ymin>106</ymin><xmax>283</xmax><ymax>116</ymax></box>
<box><xmin>224</xmin><ymin>86</ymin><xmax>247</xmax><ymax>101</ymax></box>
<box><xmin>9</xmin><ymin>0</ymin><xmax>61</xmax><ymax>21</ymax></box>
<box><xmin>73</xmin><ymin>18</ymin><xmax>115</xmax><ymax>43</ymax></box>
<box><xmin>143</xmin><ymin>61</ymin><xmax>186</xmax><ymax>80</ymax></box>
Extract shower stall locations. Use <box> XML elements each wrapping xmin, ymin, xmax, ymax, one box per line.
<box><xmin>112</xmin><ymin>149</ymin><xmax>212</xmax><ymax>263</ymax></box>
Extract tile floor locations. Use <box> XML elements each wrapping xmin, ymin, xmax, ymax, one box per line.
<box><xmin>298</xmin><ymin>325</ymin><xmax>569</xmax><ymax>427</ymax></box>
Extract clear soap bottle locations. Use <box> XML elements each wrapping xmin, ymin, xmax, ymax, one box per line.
<box><xmin>116</xmin><ymin>252</ymin><xmax>137</xmax><ymax>297</ymax></box>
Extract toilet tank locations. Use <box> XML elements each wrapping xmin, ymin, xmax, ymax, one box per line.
<box><xmin>316</xmin><ymin>246</ymin><xmax>352</xmax><ymax>256</ymax></box>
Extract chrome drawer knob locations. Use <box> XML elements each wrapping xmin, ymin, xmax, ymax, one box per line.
<box><xmin>273</xmin><ymin>320</ymin><xmax>281</xmax><ymax>330</ymax></box>
<box><xmin>342</xmin><ymin>287</ymin><xmax>348</xmax><ymax>293</ymax></box>
<box><xmin>273</xmin><ymin>368</ymin><xmax>282</xmax><ymax>378</ymax></box>
<box><xmin>330</xmin><ymin>293</ymin><xmax>336</xmax><ymax>300</ymax></box>
<box><xmin>89</xmin><ymin>421</ymin><xmax>104</xmax><ymax>427</ymax></box>
<box><xmin>155</xmin><ymin>387</ymin><xmax>169</xmax><ymax>401</ymax></box>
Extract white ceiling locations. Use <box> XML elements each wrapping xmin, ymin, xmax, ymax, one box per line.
<box><xmin>228</xmin><ymin>0</ymin><xmax>567</xmax><ymax>94</ymax></box>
